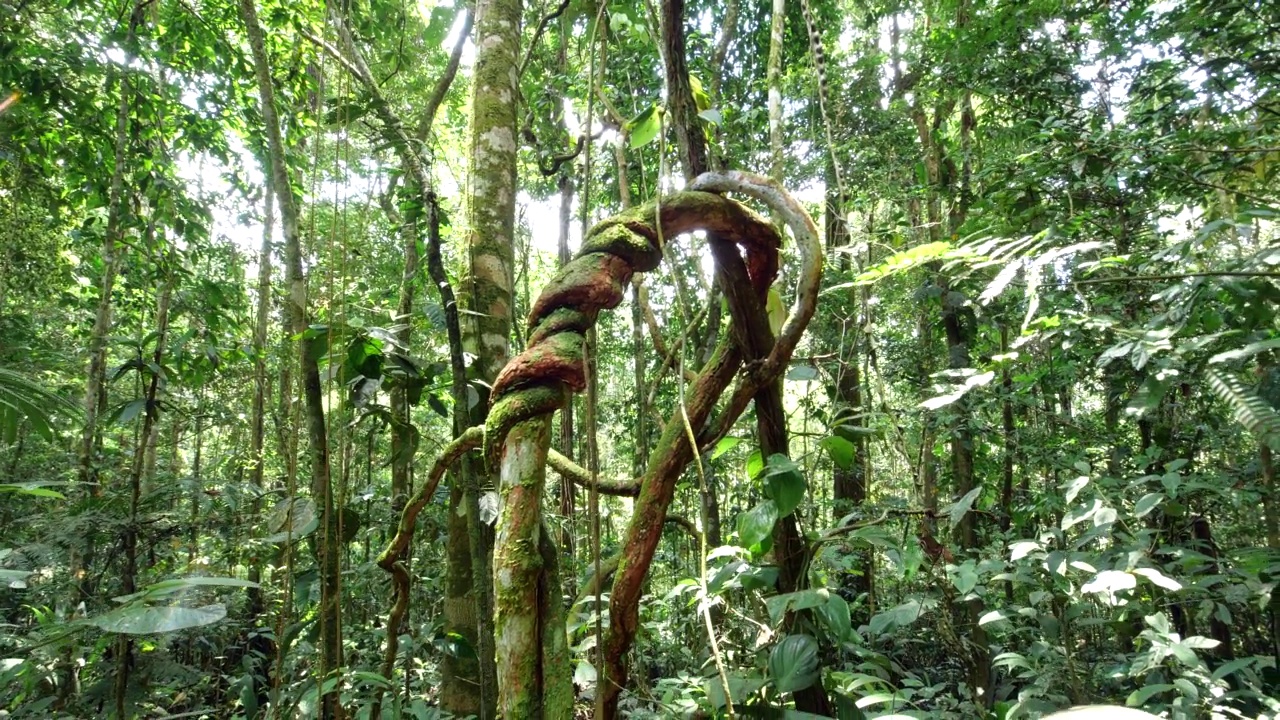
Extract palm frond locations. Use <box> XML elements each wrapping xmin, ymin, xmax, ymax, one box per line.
<box><xmin>1206</xmin><ymin>368</ymin><xmax>1280</xmax><ymax>448</ymax></box>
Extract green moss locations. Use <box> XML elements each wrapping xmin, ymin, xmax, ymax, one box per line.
<box><xmin>579</xmin><ymin>223</ymin><xmax>662</xmax><ymax>271</ymax></box>
<box><xmin>484</xmin><ymin>384</ymin><xmax>567</xmax><ymax>471</ymax></box>
<box><xmin>526</xmin><ymin>307</ymin><xmax>593</xmax><ymax>346</ymax></box>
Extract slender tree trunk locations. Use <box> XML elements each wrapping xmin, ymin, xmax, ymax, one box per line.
<box><xmin>767</xmin><ymin>0</ymin><xmax>785</xmax><ymax>187</ymax></box>
<box><xmin>243</xmin><ymin>189</ymin><xmax>275</xmax><ymax>710</ymax></box>
<box><xmin>188</xmin><ymin>397</ymin><xmax>204</xmax><ymax>563</ymax></box>
<box><xmin>389</xmin><ymin>201</ymin><xmax>417</xmax><ymax>518</ymax></box>
<box><xmin>447</xmin><ymin>0</ymin><xmax>522</xmax><ymax>712</ymax></box>
<box><xmin>65</xmin><ymin>2</ymin><xmax>144</xmax><ymax>704</ymax></box>
<box><xmin>115</xmin><ymin>267</ymin><xmax>172</xmax><ymax>718</ymax></box>
<box><xmin>1000</xmin><ymin>326</ymin><xmax>1017</xmax><ymax>602</ymax></box>
<box><xmin>248</xmin><ymin>187</ymin><xmax>274</xmax><ymax>619</ymax></box>
<box><xmin>238</xmin><ymin>2</ymin><xmax>342</xmax><ymax>715</ymax></box>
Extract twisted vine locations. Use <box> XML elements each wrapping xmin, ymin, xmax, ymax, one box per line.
<box><xmin>483</xmin><ymin>185</ymin><xmax>781</xmax><ymax>469</ymax></box>
<box><xmin>371</xmin><ymin>170</ymin><xmax>817</xmax><ymax>704</ymax></box>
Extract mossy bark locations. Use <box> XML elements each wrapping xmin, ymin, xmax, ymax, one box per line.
<box><xmin>491</xmin><ymin>417</ymin><xmax>565</xmax><ymax>717</ymax></box>
<box><xmin>444</xmin><ymin>0</ymin><xmax>521</xmax><ymax>713</ymax></box>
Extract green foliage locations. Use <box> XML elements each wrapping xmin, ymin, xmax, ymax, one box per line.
<box><xmin>3</xmin><ymin>0</ymin><xmax>1280</xmax><ymax>716</ymax></box>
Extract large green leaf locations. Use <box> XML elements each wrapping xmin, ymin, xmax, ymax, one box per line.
<box><xmin>765</xmin><ymin>588</ymin><xmax>830</xmax><ymax>627</ymax></box>
<box><xmin>946</xmin><ymin>486</ymin><xmax>983</xmax><ymax>529</ymax></box>
<box><xmin>626</xmin><ymin>104</ymin><xmax>662</xmax><ymax>149</ymax></box>
<box><xmin>262</xmin><ymin>497</ymin><xmax>318</xmax><ymax>544</ymax></box>
<box><xmin>87</xmin><ymin>603</ymin><xmax>227</xmax><ymax>634</ymax></box>
<box><xmin>817</xmin><ymin>593</ymin><xmax>852</xmax><ymax>641</ymax></box>
<box><xmin>769</xmin><ymin>634</ymin><xmax>820</xmax><ymax>694</ymax></box>
<box><xmin>1206</xmin><ymin>369</ymin><xmax>1280</xmax><ymax>447</ymax></box>
<box><xmin>114</xmin><ymin>576</ymin><xmax>259</xmax><ymax>603</ymax></box>
<box><xmin>868</xmin><ymin>599</ymin><xmax>931</xmax><ymax>635</ymax></box>
<box><xmin>706</xmin><ymin>673</ymin><xmax>766</xmax><ymax>709</ymax></box>
<box><xmin>764</xmin><ymin>454</ymin><xmax>807</xmax><ymax>517</ymax></box>
<box><xmin>737</xmin><ymin>500</ymin><xmax>779</xmax><ymax>553</ymax></box>
<box><xmin>819</xmin><ymin>435</ymin><xmax>855</xmax><ymax>470</ymax></box>
<box><xmin>0</xmin><ymin>368</ymin><xmax>75</xmax><ymax>442</ymax></box>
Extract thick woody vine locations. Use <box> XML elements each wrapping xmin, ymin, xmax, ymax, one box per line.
<box><xmin>372</xmin><ymin>171</ymin><xmax>822</xmax><ymax>716</ymax></box>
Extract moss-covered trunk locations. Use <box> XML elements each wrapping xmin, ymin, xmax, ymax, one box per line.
<box><xmin>443</xmin><ymin>0</ymin><xmax>522</xmax><ymax>712</ymax></box>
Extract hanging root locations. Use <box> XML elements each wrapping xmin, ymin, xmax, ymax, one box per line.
<box><xmin>483</xmin><ymin>187</ymin><xmax>782</xmax><ymax>470</ymax></box>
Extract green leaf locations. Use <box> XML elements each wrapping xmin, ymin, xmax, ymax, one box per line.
<box><xmin>769</xmin><ymin>634</ymin><xmax>820</xmax><ymax>694</ymax></box>
<box><xmin>111</xmin><ymin>398</ymin><xmax>148</xmax><ymax>425</ymax></box>
<box><xmin>1132</xmin><ymin>567</ymin><xmax>1182</xmax><ymax>591</ymax></box>
<box><xmin>711</xmin><ymin>436</ymin><xmax>741</xmax><ymax>460</ymax></box>
<box><xmin>737</xmin><ymin>500</ymin><xmax>779</xmax><ymax>552</ymax></box>
<box><xmin>979</xmin><ymin>257</ymin><xmax>1024</xmax><ymax>304</ymax></box>
<box><xmin>816</xmin><ymin>593</ymin><xmax>852</xmax><ymax>639</ymax></box>
<box><xmin>262</xmin><ymin>497</ymin><xmax>318</xmax><ymax>544</ymax></box>
<box><xmin>1206</xmin><ymin>369</ymin><xmax>1280</xmax><ymax>447</ymax></box>
<box><xmin>427</xmin><ymin>393</ymin><xmax>449</xmax><ymax>418</ymax></box>
<box><xmin>946</xmin><ymin>486</ymin><xmax>982</xmax><ymax>529</ymax></box>
<box><xmin>706</xmin><ymin>673</ymin><xmax>766</xmax><ymax>709</ymax></box>
<box><xmin>739</xmin><ymin>564</ymin><xmax>779</xmax><ymax>592</ymax></box>
<box><xmin>573</xmin><ymin>660</ymin><xmax>596</xmax><ymax>685</ymax></box>
<box><xmin>1081</xmin><ymin>570</ymin><xmax>1136</xmax><ymax>599</ymax></box>
<box><xmin>868</xmin><ymin>599</ymin><xmax>929</xmax><ymax>635</ymax></box>
<box><xmin>87</xmin><ymin>603</ymin><xmax>227</xmax><ymax>634</ymax></box>
<box><xmin>0</xmin><ymin>483</ymin><xmax>66</xmax><ymax>499</ymax></box>
<box><xmin>847</xmin><ymin>241</ymin><xmax>976</xmax><ymax>286</ymax></box>
<box><xmin>949</xmin><ymin>562</ymin><xmax>978</xmax><ymax>594</ymax></box>
<box><xmin>436</xmin><ymin>631</ymin><xmax>477</xmax><ymax>659</ymax></box>
<box><xmin>766</xmin><ymin>288</ymin><xmax>786</xmax><ymax>336</ymax></box>
<box><xmin>921</xmin><ymin>371</ymin><xmax>995</xmax><ymax>410</ymax></box>
<box><xmin>765</xmin><ymin>588</ymin><xmax>829</xmax><ymax>626</ymax></box>
<box><xmin>626</xmin><ymin>104</ymin><xmax>662</xmax><ymax>149</ymax></box>
<box><xmin>1134</xmin><ymin>492</ymin><xmax>1163</xmax><ymax>518</ymax></box>
<box><xmin>819</xmin><ymin>435</ymin><xmax>856</xmax><ymax>470</ymax></box>
<box><xmin>992</xmin><ymin>651</ymin><xmax>1032</xmax><ymax>670</ymax></box>
<box><xmin>786</xmin><ymin>365</ymin><xmax>819</xmax><ymax>381</ymax></box>
<box><xmin>1125</xmin><ymin>684</ymin><xmax>1174</xmax><ymax>707</ymax></box>
<box><xmin>764</xmin><ymin>454</ymin><xmax>807</xmax><ymax>517</ymax></box>
<box><xmin>1209</xmin><ymin>337</ymin><xmax>1280</xmax><ymax>365</ymax></box>
<box><xmin>979</xmin><ymin>609</ymin><xmax>1011</xmax><ymax>627</ymax></box>
<box><xmin>689</xmin><ymin>73</ymin><xmax>710</xmax><ymax>112</ymax></box>
<box><xmin>114</xmin><ymin>576</ymin><xmax>258</xmax><ymax>604</ymax></box>
<box><xmin>347</xmin><ymin>670</ymin><xmax>390</xmax><ymax>690</ymax></box>
<box><xmin>1210</xmin><ymin>657</ymin><xmax>1256</xmax><ymax>681</ymax></box>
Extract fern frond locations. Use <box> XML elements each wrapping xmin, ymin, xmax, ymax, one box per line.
<box><xmin>1206</xmin><ymin>368</ymin><xmax>1280</xmax><ymax>447</ymax></box>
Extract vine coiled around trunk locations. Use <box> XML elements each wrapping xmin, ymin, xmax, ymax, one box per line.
<box><xmin>482</xmin><ymin>186</ymin><xmax>781</xmax><ymax>470</ymax></box>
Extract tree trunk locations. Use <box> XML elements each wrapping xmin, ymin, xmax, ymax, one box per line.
<box><xmin>389</xmin><ymin>210</ymin><xmax>418</xmax><ymax>518</ymax></box>
<box><xmin>238</xmin><ymin>1</ymin><xmax>342</xmax><ymax>714</ymax></box>
<box><xmin>447</xmin><ymin>0</ymin><xmax>522</xmax><ymax>712</ymax></box>
<box><xmin>767</xmin><ymin>0</ymin><xmax>785</xmax><ymax>187</ymax></box>
<box><xmin>65</xmin><ymin>1</ymin><xmax>144</xmax><ymax>704</ymax></box>
<box><xmin>1263</xmin><ymin>442</ymin><xmax>1280</xmax><ymax>665</ymax></box>
<box><xmin>492</xmin><ymin>417</ymin><xmax>574</xmax><ymax>717</ymax></box>
<box><xmin>248</xmin><ymin>186</ymin><xmax>274</xmax><ymax>621</ymax></box>
<box><xmin>115</xmin><ymin>268</ymin><xmax>171</xmax><ymax>718</ymax></box>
